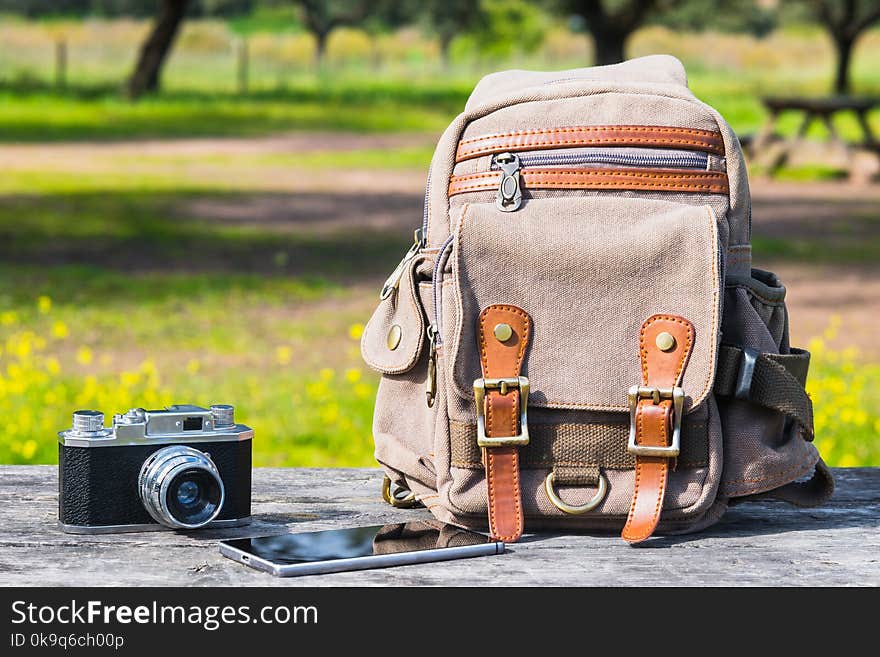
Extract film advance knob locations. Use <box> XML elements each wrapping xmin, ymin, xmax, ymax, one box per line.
<box><xmin>210</xmin><ymin>404</ymin><xmax>234</xmax><ymax>427</ymax></box>
<box><xmin>72</xmin><ymin>410</ymin><xmax>105</xmax><ymax>434</ymax></box>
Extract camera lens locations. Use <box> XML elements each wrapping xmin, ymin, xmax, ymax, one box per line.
<box><xmin>175</xmin><ymin>480</ymin><xmax>199</xmax><ymax>506</ymax></box>
<box><xmin>138</xmin><ymin>446</ymin><xmax>225</xmax><ymax>529</ymax></box>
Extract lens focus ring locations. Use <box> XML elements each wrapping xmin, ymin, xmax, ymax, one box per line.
<box><xmin>138</xmin><ymin>445</ymin><xmax>225</xmax><ymax>529</ymax></box>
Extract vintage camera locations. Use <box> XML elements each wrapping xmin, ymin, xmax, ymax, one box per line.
<box><xmin>58</xmin><ymin>404</ymin><xmax>252</xmax><ymax>534</ymax></box>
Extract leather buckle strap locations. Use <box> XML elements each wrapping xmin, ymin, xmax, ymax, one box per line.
<box><xmin>474</xmin><ymin>376</ymin><xmax>530</xmax><ymax>447</ymax></box>
<box><xmin>622</xmin><ymin>314</ymin><xmax>695</xmax><ymax>545</ymax></box>
<box><xmin>474</xmin><ymin>304</ymin><xmax>532</xmax><ymax>543</ymax></box>
<box><xmin>627</xmin><ymin>386</ymin><xmax>684</xmax><ymax>457</ymax></box>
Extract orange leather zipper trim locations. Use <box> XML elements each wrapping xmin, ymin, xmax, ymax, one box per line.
<box><xmin>448</xmin><ymin>168</ymin><xmax>729</xmax><ymax>196</ymax></box>
<box><xmin>455</xmin><ymin>125</ymin><xmax>726</xmax><ymax>162</ymax></box>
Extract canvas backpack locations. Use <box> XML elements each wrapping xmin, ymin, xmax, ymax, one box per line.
<box><xmin>361</xmin><ymin>55</ymin><xmax>833</xmax><ymax>544</ymax></box>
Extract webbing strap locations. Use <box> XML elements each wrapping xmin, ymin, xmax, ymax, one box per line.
<box><xmin>715</xmin><ymin>345</ymin><xmax>814</xmax><ymax>440</ymax></box>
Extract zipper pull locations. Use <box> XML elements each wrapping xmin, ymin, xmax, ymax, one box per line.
<box><xmin>380</xmin><ymin>228</ymin><xmax>424</xmax><ymax>300</ymax></box>
<box><xmin>426</xmin><ymin>325</ymin><xmax>438</xmax><ymax>407</ymax></box>
<box><xmin>495</xmin><ymin>152</ymin><xmax>522</xmax><ymax>212</ymax></box>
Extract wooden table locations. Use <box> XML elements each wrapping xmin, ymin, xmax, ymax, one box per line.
<box><xmin>1</xmin><ymin>466</ymin><xmax>877</xmax><ymax>586</ymax></box>
<box><xmin>749</xmin><ymin>96</ymin><xmax>879</xmax><ymax>175</ymax></box>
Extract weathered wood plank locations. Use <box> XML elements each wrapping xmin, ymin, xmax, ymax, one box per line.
<box><xmin>0</xmin><ymin>466</ymin><xmax>876</xmax><ymax>586</ymax></box>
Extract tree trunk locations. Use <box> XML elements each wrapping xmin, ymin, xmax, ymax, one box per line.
<box><xmin>55</xmin><ymin>40</ymin><xmax>67</xmax><ymax>90</ymax></box>
<box><xmin>591</xmin><ymin>29</ymin><xmax>627</xmax><ymax>66</ymax></box>
<box><xmin>438</xmin><ymin>32</ymin><xmax>454</xmax><ymax>70</ymax></box>
<box><xmin>314</xmin><ymin>30</ymin><xmax>329</xmax><ymax>70</ymax></box>
<box><xmin>127</xmin><ymin>0</ymin><xmax>189</xmax><ymax>100</ymax></box>
<box><xmin>833</xmin><ymin>35</ymin><xmax>854</xmax><ymax>95</ymax></box>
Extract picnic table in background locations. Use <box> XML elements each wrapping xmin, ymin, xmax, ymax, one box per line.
<box><xmin>746</xmin><ymin>96</ymin><xmax>879</xmax><ymax>178</ymax></box>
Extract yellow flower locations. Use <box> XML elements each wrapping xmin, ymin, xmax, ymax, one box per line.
<box><xmin>348</xmin><ymin>323</ymin><xmax>364</xmax><ymax>340</ymax></box>
<box><xmin>319</xmin><ymin>403</ymin><xmax>340</xmax><ymax>424</ymax></box>
<box><xmin>12</xmin><ymin>338</ymin><xmax>31</xmax><ymax>360</ymax></box>
<box><xmin>45</xmin><ymin>357</ymin><xmax>61</xmax><ymax>375</ymax></box>
<box><xmin>275</xmin><ymin>346</ymin><xmax>292</xmax><ymax>365</ymax></box>
<box><xmin>76</xmin><ymin>346</ymin><xmax>94</xmax><ymax>365</ymax></box>
<box><xmin>186</xmin><ymin>359</ymin><xmax>201</xmax><ymax>375</ymax></box>
<box><xmin>306</xmin><ymin>380</ymin><xmax>329</xmax><ymax>399</ymax></box>
<box><xmin>20</xmin><ymin>439</ymin><xmax>38</xmax><ymax>460</ymax></box>
<box><xmin>320</xmin><ymin>368</ymin><xmax>335</xmax><ymax>381</ymax></box>
<box><xmin>345</xmin><ymin>368</ymin><xmax>362</xmax><ymax>383</ymax></box>
<box><xmin>0</xmin><ymin>311</ymin><xmax>18</xmax><ymax>326</ymax></box>
<box><xmin>37</xmin><ymin>296</ymin><xmax>52</xmax><ymax>314</ymax></box>
<box><xmin>51</xmin><ymin>321</ymin><xmax>69</xmax><ymax>339</ymax></box>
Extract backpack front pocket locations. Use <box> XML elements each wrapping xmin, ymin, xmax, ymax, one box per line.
<box><xmin>447</xmin><ymin>195</ymin><xmax>722</xmax><ymax>411</ymax></box>
<box><xmin>437</xmin><ymin>195</ymin><xmax>724</xmax><ymax>526</ymax></box>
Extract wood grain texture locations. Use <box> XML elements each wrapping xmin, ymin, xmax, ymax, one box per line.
<box><xmin>0</xmin><ymin>466</ymin><xmax>877</xmax><ymax>587</ymax></box>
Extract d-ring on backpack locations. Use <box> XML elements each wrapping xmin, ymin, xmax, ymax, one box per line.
<box><xmin>362</xmin><ymin>55</ymin><xmax>833</xmax><ymax>544</ymax></box>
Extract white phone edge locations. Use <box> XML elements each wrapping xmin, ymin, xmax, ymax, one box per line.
<box><xmin>219</xmin><ymin>539</ymin><xmax>504</xmax><ymax>577</ymax></box>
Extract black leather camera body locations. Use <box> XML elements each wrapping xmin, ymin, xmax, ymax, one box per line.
<box><xmin>58</xmin><ymin>404</ymin><xmax>252</xmax><ymax>534</ymax></box>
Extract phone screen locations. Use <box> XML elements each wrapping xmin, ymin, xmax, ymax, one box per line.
<box><xmin>222</xmin><ymin>521</ymin><xmax>493</xmax><ymax>565</ymax></box>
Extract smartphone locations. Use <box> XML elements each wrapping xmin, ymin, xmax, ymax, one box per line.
<box><xmin>219</xmin><ymin>521</ymin><xmax>503</xmax><ymax>577</ymax></box>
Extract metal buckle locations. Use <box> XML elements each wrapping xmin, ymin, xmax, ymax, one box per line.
<box><xmin>734</xmin><ymin>346</ymin><xmax>760</xmax><ymax>400</ymax></box>
<box><xmin>473</xmin><ymin>376</ymin><xmax>530</xmax><ymax>448</ymax></box>
<box><xmin>627</xmin><ymin>385</ymin><xmax>684</xmax><ymax>457</ymax></box>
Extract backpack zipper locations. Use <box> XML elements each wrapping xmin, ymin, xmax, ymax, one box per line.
<box><xmin>491</xmin><ymin>150</ymin><xmax>710</xmax><ymax>171</ymax></box>
<box><xmin>489</xmin><ymin>149</ymin><xmax>713</xmax><ymax>213</ymax></box>
<box><xmin>425</xmin><ymin>233</ymin><xmax>455</xmax><ymax>406</ymax></box>
<box><xmin>420</xmin><ymin>172</ymin><xmax>431</xmax><ymax>246</ymax></box>
<box><xmin>379</xmin><ymin>228</ymin><xmax>423</xmax><ymax>300</ymax></box>
<box><xmin>495</xmin><ymin>152</ymin><xmax>524</xmax><ymax>211</ymax></box>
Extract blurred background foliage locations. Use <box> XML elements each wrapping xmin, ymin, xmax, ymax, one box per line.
<box><xmin>0</xmin><ymin>0</ymin><xmax>877</xmax><ymax>467</ymax></box>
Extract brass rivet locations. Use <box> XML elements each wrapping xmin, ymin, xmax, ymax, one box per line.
<box><xmin>493</xmin><ymin>323</ymin><xmax>513</xmax><ymax>343</ymax></box>
<box><xmin>387</xmin><ymin>325</ymin><xmax>402</xmax><ymax>351</ymax></box>
<box><xmin>656</xmin><ymin>331</ymin><xmax>676</xmax><ymax>352</ymax></box>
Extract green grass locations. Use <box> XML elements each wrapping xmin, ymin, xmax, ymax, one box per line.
<box><xmin>256</xmin><ymin>146</ymin><xmax>434</xmax><ymax>170</ymax></box>
<box><xmin>0</xmin><ymin>86</ymin><xmax>460</xmax><ymax>141</ymax></box>
<box><xmin>749</xmin><ymin>164</ymin><xmax>849</xmax><ymax>182</ymax></box>
<box><xmin>751</xmin><ymin>200</ymin><xmax>880</xmax><ymax>264</ymax></box>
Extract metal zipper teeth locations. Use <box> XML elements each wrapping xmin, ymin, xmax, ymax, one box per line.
<box><xmin>420</xmin><ymin>172</ymin><xmax>431</xmax><ymax>243</ymax></box>
<box><xmin>490</xmin><ymin>151</ymin><xmax>709</xmax><ymax>170</ymax></box>
<box><xmin>431</xmin><ymin>234</ymin><xmax>455</xmax><ymax>345</ymax></box>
